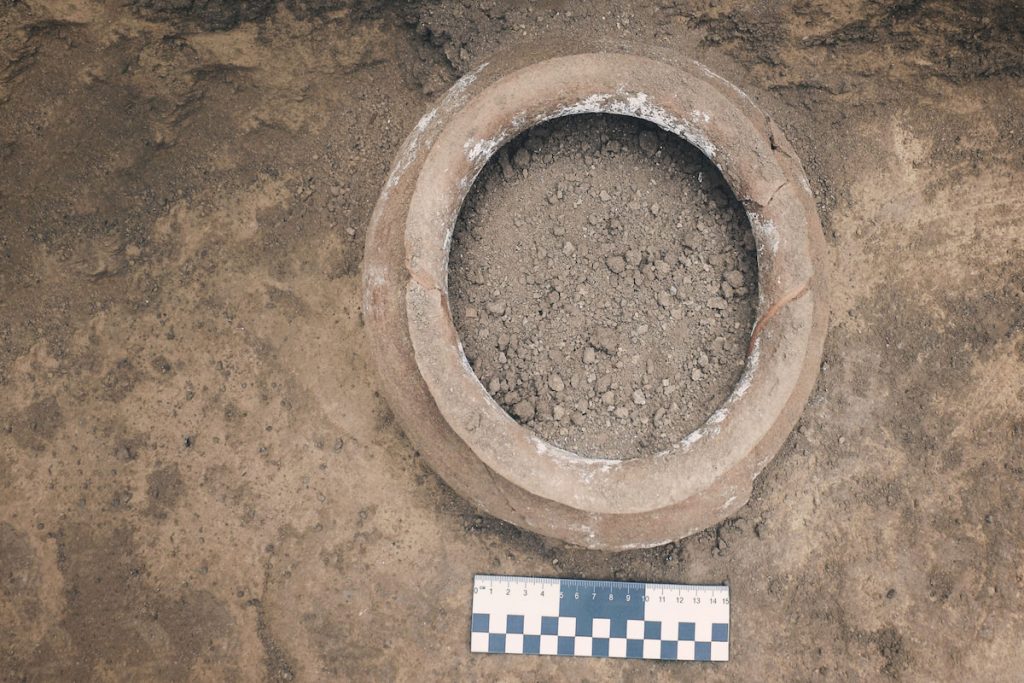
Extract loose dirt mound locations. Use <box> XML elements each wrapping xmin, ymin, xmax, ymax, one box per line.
<box><xmin>450</xmin><ymin>114</ymin><xmax>757</xmax><ymax>459</ymax></box>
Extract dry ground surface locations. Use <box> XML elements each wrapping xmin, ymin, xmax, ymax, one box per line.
<box><xmin>2</xmin><ymin>0</ymin><xmax>1023</xmax><ymax>680</ymax></box>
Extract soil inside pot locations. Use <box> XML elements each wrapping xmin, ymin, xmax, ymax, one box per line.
<box><xmin>448</xmin><ymin>114</ymin><xmax>758</xmax><ymax>460</ymax></box>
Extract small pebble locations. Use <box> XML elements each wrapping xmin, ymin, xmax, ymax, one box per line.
<box><xmin>512</xmin><ymin>400</ymin><xmax>535</xmax><ymax>421</ymax></box>
<box><xmin>707</xmin><ymin>296</ymin><xmax>728</xmax><ymax>310</ymax></box>
<box><xmin>725</xmin><ymin>270</ymin><xmax>745</xmax><ymax>288</ymax></box>
<box><xmin>512</xmin><ymin>148</ymin><xmax>531</xmax><ymax>169</ymax></box>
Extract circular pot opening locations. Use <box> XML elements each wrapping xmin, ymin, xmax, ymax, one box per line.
<box><xmin>363</xmin><ymin>47</ymin><xmax>828</xmax><ymax>549</ymax></box>
<box><xmin>449</xmin><ymin>113</ymin><xmax>759</xmax><ymax>461</ymax></box>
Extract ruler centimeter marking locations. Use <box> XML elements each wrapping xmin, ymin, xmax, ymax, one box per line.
<box><xmin>470</xmin><ymin>575</ymin><xmax>729</xmax><ymax>661</ymax></box>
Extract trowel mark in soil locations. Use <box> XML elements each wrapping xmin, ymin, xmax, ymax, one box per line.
<box><xmin>449</xmin><ymin>114</ymin><xmax>758</xmax><ymax>460</ymax></box>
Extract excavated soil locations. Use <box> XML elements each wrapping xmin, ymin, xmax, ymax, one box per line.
<box><xmin>450</xmin><ymin>114</ymin><xmax>756</xmax><ymax>459</ymax></box>
<box><xmin>2</xmin><ymin>1</ymin><xmax>1024</xmax><ymax>681</ymax></box>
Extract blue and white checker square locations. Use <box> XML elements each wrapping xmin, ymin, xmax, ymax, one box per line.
<box><xmin>506</xmin><ymin>615</ymin><xmax>524</xmax><ymax>634</ymax></box>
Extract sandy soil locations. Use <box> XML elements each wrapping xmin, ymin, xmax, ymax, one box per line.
<box><xmin>1</xmin><ymin>1</ymin><xmax>1023</xmax><ymax>680</ymax></box>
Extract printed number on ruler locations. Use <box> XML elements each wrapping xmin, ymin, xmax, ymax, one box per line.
<box><xmin>470</xmin><ymin>575</ymin><xmax>729</xmax><ymax>661</ymax></box>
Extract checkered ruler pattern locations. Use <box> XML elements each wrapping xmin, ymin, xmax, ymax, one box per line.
<box><xmin>470</xmin><ymin>575</ymin><xmax>729</xmax><ymax>661</ymax></box>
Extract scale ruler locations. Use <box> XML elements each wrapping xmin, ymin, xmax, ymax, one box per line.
<box><xmin>471</xmin><ymin>575</ymin><xmax>729</xmax><ymax>661</ymax></box>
